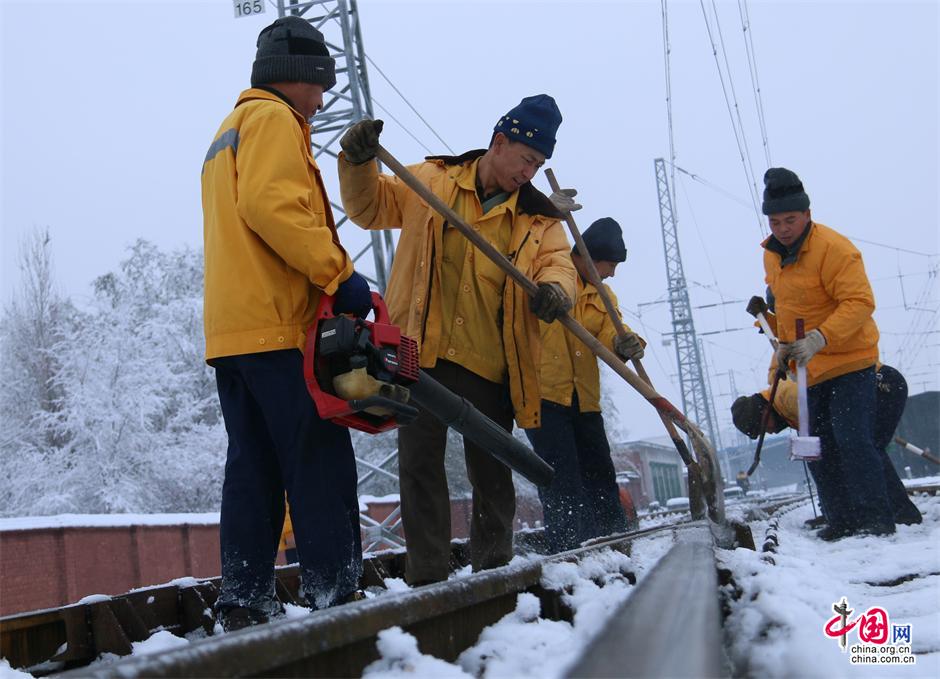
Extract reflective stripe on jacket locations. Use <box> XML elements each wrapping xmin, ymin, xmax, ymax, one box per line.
<box><xmin>202</xmin><ymin>88</ymin><xmax>353</xmax><ymax>360</ymax></box>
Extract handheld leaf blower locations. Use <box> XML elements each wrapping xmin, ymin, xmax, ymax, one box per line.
<box><xmin>303</xmin><ymin>292</ymin><xmax>554</xmax><ymax>487</ymax></box>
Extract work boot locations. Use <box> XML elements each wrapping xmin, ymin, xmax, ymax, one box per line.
<box><xmin>895</xmin><ymin>507</ymin><xmax>923</xmax><ymax>526</ymax></box>
<box><xmin>857</xmin><ymin>522</ymin><xmax>896</xmax><ymax>537</ymax></box>
<box><xmin>339</xmin><ymin>589</ymin><xmax>367</xmax><ymax>604</ymax></box>
<box><xmin>817</xmin><ymin>525</ymin><xmax>855</xmax><ymax>542</ymax></box>
<box><xmin>804</xmin><ymin>516</ymin><xmax>827</xmax><ymax>529</ymax></box>
<box><xmin>217</xmin><ymin>605</ymin><xmax>269</xmax><ymax>633</ymax></box>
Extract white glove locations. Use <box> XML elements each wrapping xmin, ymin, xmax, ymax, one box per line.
<box><xmin>549</xmin><ymin>188</ymin><xmax>582</xmax><ymax>213</ymax></box>
<box><xmin>777</xmin><ymin>329</ymin><xmax>826</xmax><ymax>369</ymax></box>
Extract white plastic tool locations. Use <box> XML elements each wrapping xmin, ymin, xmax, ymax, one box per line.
<box><xmin>789</xmin><ymin>319</ymin><xmax>821</xmax><ymax>461</ymax></box>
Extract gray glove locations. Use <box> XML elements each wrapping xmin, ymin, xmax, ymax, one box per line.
<box><xmin>776</xmin><ymin>329</ymin><xmax>826</xmax><ymax>369</ymax></box>
<box><xmin>549</xmin><ymin>188</ymin><xmax>582</xmax><ymax>213</ymax></box>
<box><xmin>614</xmin><ymin>332</ymin><xmax>645</xmax><ymax>361</ymax></box>
<box><xmin>530</xmin><ymin>282</ymin><xmax>572</xmax><ymax>323</ymax></box>
<box><xmin>340</xmin><ymin>119</ymin><xmax>384</xmax><ymax>164</ymax></box>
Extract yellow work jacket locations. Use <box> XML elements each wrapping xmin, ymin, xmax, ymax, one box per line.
<box><xmin>763</xmin><ymin>222</ymin><xmax>879</xmax><ymax>386</ymax></box>
<box><xmin>338</xmin><ymin>149</ymin><xmax>576</xmax><ymax>428</ymax></box>
<box><xmin>202</xmin><ymin>88</ymin><xmax>353</xmax><ymax>360</ymax></box>
<box><xmin>539</xmin><ymin>279</ymin><xmax>637</xmax><ymax>412</ymax></box>
<box><xmin>762</xmin><ymin>360</ymin><xmax>884</xmax><ymax>428</ymax></box>
<box><xmin>436</xmin><ymin>158</ymin><xmax>513</xmax><ymax>382</ymax></box>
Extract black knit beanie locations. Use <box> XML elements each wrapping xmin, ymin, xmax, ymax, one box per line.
<box><xmin>251</xmin><ymin>16</ymin><xmax>336</xmax><ymax>91</ymax></box>
<box><xmin>731</xmin><ymin>394</ymin><xmax>768</xmax><ymax>439</ymax></box>
<box><xmin>762</xmin><ymin>167</ymin><xmax>810</xmax><ymax>215</ymax></box>
<box><xmin>573</xmin><ymin>217</ymin><xmax>627</xmax><ymax>263</ymax></box>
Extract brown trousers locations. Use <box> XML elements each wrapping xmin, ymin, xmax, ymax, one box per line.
<box><xmin>398</xmin><ymin>360</ymin><xmax>516</xmax><ymax>584</ymax></box>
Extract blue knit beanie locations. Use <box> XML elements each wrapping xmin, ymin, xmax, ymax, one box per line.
<box><xmin>574</xmin><ymin>217</ymin><xmax>627</xmax><ymax>263</ymax></box>
<box><xmin>494</xmin><ymin>94</ymin><xmax>562</xmax><ymax>158</ymax></box>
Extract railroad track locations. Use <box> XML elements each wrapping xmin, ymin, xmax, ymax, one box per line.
<box><xmin>2</xmin><ymin>496</ymin><xmax>807</xmax><ymax>677</ymax></box>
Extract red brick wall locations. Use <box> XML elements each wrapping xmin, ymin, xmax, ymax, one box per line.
<box><xmin>0</xmin><ymin>497</ymin><xmax>548</xmax><ymax>617</ymax></box>
<box><xmin>0</xmin><ymin>524</ymin><xmax>220</xmax><ymax>617</ymax></box>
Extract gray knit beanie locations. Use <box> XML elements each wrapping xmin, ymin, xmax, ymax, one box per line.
<box><xmin>251</xmin><ymin>16</ymin><xmax>336</xmax><ymax>91</ymax></box>
<box><xmin>761</xmin><ymin>167</ymin><xmax>810</xmax><ymax>215</ymax></box>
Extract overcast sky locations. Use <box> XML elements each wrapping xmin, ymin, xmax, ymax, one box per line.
<box><xmin>2</xmin><ymin>0</ymin><xmax>937</xmax><ymax>443</ymax></box>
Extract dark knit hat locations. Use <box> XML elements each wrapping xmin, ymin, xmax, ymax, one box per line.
<box><xmin>731</xmin><ymin>394</ymin><xmax>767</xmax><ymax>439</ymax></box>
<box><xmin>251</xmin><ymin>16</ymin><xmax>336</xmax><ymax>91</ymax></box>
<box><xmin>494</xmin><ymin>94</ymin><xmax>562</xmax><ymax>158</ymax></box>
<box><xmin>573</xmin><ymin>217</ymin><xmax>627</xmax><ymax>263</ymax></box>
<box><xmin>762</xmin><ymin>167</ymin><xmax>810</xmax><ymax>215</ymax></box>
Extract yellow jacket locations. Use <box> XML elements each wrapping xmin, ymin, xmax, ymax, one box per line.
<box><xmin>763</xmin><ymin>222</ymin><xmax>879</xmax><ymax>385</ymax></box>
<box><xmin>338</xmin><ymin>150</ymin><xmax>576</xmax><ymax>428</ymax></box>
<box><xmin>763</xmin><ymin>359</ymin><xmax>884</xmax><ymax>428</ymax></box>
<box><xmin>202</xmin><ymin>88</ymin><xmax>353</xmax><ymax>360</ymax></box>
<box><xmin>539</xmin><ymin>279</ymin><xmax>637</xmax><ymax>412</ymax></box>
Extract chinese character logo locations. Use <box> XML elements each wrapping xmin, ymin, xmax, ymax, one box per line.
<box><xmin>823</xmin><ymin>597</ymin><xmax>915</xmax><ymax>665</ymax></box>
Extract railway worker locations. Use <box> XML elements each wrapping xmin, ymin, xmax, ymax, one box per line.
<box><xmin>337</xmin><ymin>95</ymin><xmax>577</xmax><ymax>585</ymax></box>
<box><xmin>757</xmin><ymin>167</ymin><xmax>894</xmax><ymax>540</ymax></box>
<box><xmin>731</xmin><ymin>363</ymin><xmax>922</xmax><ymax>526</ymax></box>
<box><xmin>524</xmin><ymin>216</ymin><xmax>645</xmax><ymax>553</ymax></box>
<box><xmin>202</xmin><ymin>16</ymin><xmax>374</xmax><ymax>630</ymax></box>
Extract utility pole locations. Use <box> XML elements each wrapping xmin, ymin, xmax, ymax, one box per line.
<box><xmin>278</xmin><ymin>0</ymin><xmax>394</xmax><ymax>290</ymax></box>
<box><xmin>654</xmin><ymin>158</ymin><xmax>721</xmax><ymax>465</ymax></box>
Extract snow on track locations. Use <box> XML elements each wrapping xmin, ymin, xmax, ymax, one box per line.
<box><xmin>720</xmin><ymin>493</ymin><xmax>940</xmax><ymax>678</ymax></box>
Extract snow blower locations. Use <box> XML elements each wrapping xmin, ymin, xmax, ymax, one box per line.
<box><xmin>303</xmin><ymin>291</ymin><xmax>554</xmax><ymax>487</ymax></box>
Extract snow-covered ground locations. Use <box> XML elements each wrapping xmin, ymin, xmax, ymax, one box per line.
<box><xmin>361</xmin><ymin>532</ymin><xmax>676</xmax><ymax>678</ymax></box>
<box><xmin>721</xmin><ymin>492</ymin><xmax>940</xmax><ymax>678</ymax></box>
<box><xmin>3</xmin><ymin>492</ymin><xmax>937</xmax><ymax>679</ymax></box>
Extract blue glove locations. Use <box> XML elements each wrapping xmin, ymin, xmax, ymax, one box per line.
<box><xmin>333</xmin><ymin>272</ymin><xmax>373</xmax><ymax>318</ymax></box>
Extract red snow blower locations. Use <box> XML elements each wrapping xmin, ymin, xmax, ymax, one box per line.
<box><xmin>303</xmin><ymin>292</ymin><xmax>554</xmax><ymax>487</ymax></box>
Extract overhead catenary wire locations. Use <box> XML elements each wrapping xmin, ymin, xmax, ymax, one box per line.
<box><xmin>698</xmin><ymin>0</ymin><xmax>765</xmax><ymax>236</ymax></box>
<box><xmin>737</xmin><ymin>0</ymin><xmax>772</xmax><ymax>167</ymax></box>
<box><xmin>710</xmin><ymin>0</ymin><xmax>763</xmax><ymax>216</ymax></box>
<box><xmin>370</xmin><ymin>96</ymin><xmax>435</xmax><ymax>155</ymax></box>
<box><xmin>364</xmin><ymin>53</ymin><xmax>455</xmax><ymax>155</ymax></box>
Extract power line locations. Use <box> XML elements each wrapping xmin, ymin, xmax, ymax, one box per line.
<box><xmin>371</xmin><ymin>96</ymin><xmax>434</xmax><ymax>155</ymax></box>
<box><xmin>737</xmin><ymin>0</ymin><xmax>771</xmax><ymax>167</ymax></box>
<box><xmin>363</xmin><ymin>53</ymin><xmax>455</xmax><ymax>155</ymax></box>
<box><xmin>698</xmin><ymin>0</ymin><xmax>765</xmax><ymax>236</ymax></box>
<box><xmin>710</xmin><ymin>0</ymin><xmax>763</xmax><ymax>218</ymax></box>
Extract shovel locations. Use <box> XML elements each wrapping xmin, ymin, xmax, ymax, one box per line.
<box><xmin>788</xmin><ymin>319</ymin><xmax>822</xmax><ymax>461</ymax></box>
<box><xmin>376</xmin><ymin>145</ymin><xmax>724</xmax><ymax>523</ymax></box>
<box><xmin>544</xmin><ymin>169</ymin><xmax>707</xmax><ymax>519</ymax></box>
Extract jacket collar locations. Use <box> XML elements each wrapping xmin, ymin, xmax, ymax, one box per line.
<box><xmin>235</xmin><ymin>88</ymin><xmax>307</xmax><ymax>126</ymax></box>
<box><xmin>425</xmin><ymin>149</ymin><xmax>564</xmax><ymax>219</ymax></box>
<box><xmin>763</xmin><ymin>221</ymin><xmax>814</xmax><ymax>267</ymax></box>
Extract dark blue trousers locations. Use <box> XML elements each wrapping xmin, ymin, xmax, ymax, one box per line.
<box><xmin>213</xmin><ymin>350</ymin><xmax>362</xmax><ymax>614</ymax></box>
<box><xmin>808</xmin><ymin>366</ymin><xmax>894</xmax><ymax>532</ymax></box>
<box><xmin>874</xmin><ymin>365</ymin><xmax>921</xmax><ymax>524</ymax></box>
<box><xmin>526</xmin><ymin>395</ymin><xmax>626</xmax><ymax>553</ymax></box>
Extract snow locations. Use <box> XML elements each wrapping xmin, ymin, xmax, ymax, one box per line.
<box><xmin>0</xmin><ymin>659</ymin><xmax>33</xmax><ymax>679</ymax></box>
<box><xmin>0</xmin><ymin>513</ymin><xmax>220</xmax><ymax>532</ymax></box>
<box><xmin>364</xmin><ymin>532</ymin><xmax>674</xmax><ymax>678</ymax></box>
<box><xmin>3</xmin><ymin>497</ymin><xmax>937</xmax><ymax>678</ymax></box>
<box><xmin>720</xmin><ymin>493</ymin><xmax>940</xmax><ymax>678</ymax></box>
<box><xmin>75</xmin><ymin>594</ymin><xmax>112</xmax><ymax>605</ymax></box>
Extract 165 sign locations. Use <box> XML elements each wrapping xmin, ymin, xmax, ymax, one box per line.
<box><xmin>233</xmin><ymin>0</ymin><xmax>266</xmax><ymax>18</ymax></box>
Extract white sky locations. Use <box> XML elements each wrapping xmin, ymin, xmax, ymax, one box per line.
<box><xmin>1</xmin><ymin>0</ymin><xmax>938</xmax><ymax>442</ymax></box>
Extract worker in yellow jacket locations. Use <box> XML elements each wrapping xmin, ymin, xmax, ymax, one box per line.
<box><xmin>202</xmin><ymin>16</ymin><xmax>373</xmax><ymax>630</ymax></box>
<box><xmin>732</xmin><ymin>362</ymin><xmax>922</xmax><ymax>527</ymax></box>
<box><xmin>759</xmin><ymin>167</ymin><xmax>893</xmax><ymax>540</ymax></box>
<box><xmin>337</xmin><ymin>96</ymin><xmax>577</xmax><ymax>584</ymax></box>
<box><xmin>525</xmin><ymin>217</ymin><xmax>645</xmax><ymax>553</ymax></box>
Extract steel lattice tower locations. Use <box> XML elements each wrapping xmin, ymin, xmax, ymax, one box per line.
<box><xmin>279</xmin><ymin>0</ymin><xmax>394</xmax><ymax>291</ymax></box>
<box><xmin>654</xmin><ymin>158</ymin><xmax>720</xmax><ymax>458</ymax></box>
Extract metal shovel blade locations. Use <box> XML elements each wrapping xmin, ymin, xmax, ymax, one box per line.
<box><xmin>789</xmin><ymin>435</ymin><xmax>821</xmax><ymax>461</ymax></box>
